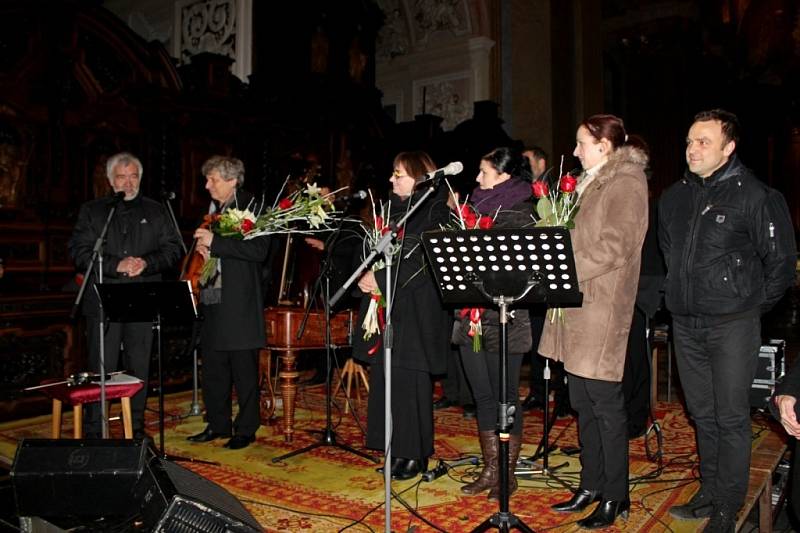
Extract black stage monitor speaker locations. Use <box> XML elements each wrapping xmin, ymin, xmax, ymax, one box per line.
<box><xmin>11</xmin><ymin>438</ymin><xmax>147</xmax><ymax>518</ymax></box>
<box><xmin>134</xmin><ymin>453</ymin><xmax>261</xmax><ymax>533</ymax></box>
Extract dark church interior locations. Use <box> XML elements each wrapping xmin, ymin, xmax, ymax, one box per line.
<box><xmin>0</xmin><ymin>0</ymin><xmax>798</xmax><ymax>531</ymax></box>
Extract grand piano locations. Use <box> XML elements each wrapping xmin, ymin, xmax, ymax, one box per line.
<box><xmin>260</xmin><ymin>306</ymin><xmax>354</xmax><ymax>442</ymax></box>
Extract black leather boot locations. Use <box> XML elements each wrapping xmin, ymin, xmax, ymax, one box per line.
<box><xmin>577</xmin><ymin>499</ymin><xmax>630</xmax><ymax>529</ymax></box>
<box><xmin>392</xmin><ymin>457</ymin><xmax>428</xmax><ymax>480</ymax></box>
<box><xmin>551</xmin><ymin>488</ymin><xmax>602</xmax><ymax>512</ymax></box>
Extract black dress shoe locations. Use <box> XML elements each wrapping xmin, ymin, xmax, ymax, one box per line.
<box><xmin>433</xmin><ymin>397</ymin><xmax>456</xmax><ymax>410</ymax></box>
<box><xmin>187</xmin><ymin>426</ymin><xmax>231</xmax><ymax>443</ymax></box>
<box><xmin>224</xmin><ymin>434</ymin><xmax>256</xmax><ymax>450</ymax></box>
<box><xmin>521</xmin><ymin>395</ymin><xmax>544</xmax><ymax>411</ymax></box>
<box><xmin>376</xmin><ymin>456</ymin><xmax>405</xmax><ymax>474</ymax></box>
<box><xmin>577</xmin><ymin>499</ymin><xmax>630</xmax><ymax>529</ymax></box>
<box><xmin>551</xmin><ymin>488</ymin><xmax>602</xmax><ymax>512</ymax></box>
<box><xmin>392</xmin><ymin>458</ymin><xmax>428</xmax><ymax>480</ymax></box>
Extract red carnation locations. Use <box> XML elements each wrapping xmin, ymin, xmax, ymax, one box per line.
<box><xmin>559</xmin><ymin>175</ymin><xmax>577</xmax><ymax>193</ymax></box>
<box><xmin>532</xmin><ymin>180</ymin><xmax>549</xmax><ymax>198</ymax></box>
<box><xmin>478</xmin><ymin>215</ymin><xmax>494</xmax><ymax>230</ymax></box>
<box><xmin>278</xmin><ymin>198</ymin><xmax>294</xmax><ymax>210</ymax></box>
<box><xmin>240</xmin><ymin>219</ymin><xmax>254</xmax><ymax>232</ymax></box>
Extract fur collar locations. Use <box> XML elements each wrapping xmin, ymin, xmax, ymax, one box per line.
<box><xmin>593</xmin><ymin>145</ymin><xmax>649</xmax><ymax>185</ymax></box>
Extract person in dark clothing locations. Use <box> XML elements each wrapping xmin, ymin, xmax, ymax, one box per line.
<box><xmin>69</xmin><ymin>152</ymin><xmax>183</xmax><ymax>439</ymax></box>
<box><xmin>187</xmin><ymin>156</ymin><xmax>272</xmax><ymax>450</ymax></box>
<box><xmin>771</xmin><ymin>354</ymin><xmax>800</xmax><ymax>521</ymax></box>
<box><xmin>660</xmin><ymin>109</ymin><xmax>796</xmax><ymax>531</ymax></box>
<box><xmin>433</xmin><ymin>346</ymin><xmax>475</xmax><ymax>417</ymax></box>
<box><xmin>452</xmin><ymin>147</ymin><xmax>533</xmax><ymax>500</ymax></box>
<box><xmin>352</xmin><ymin>151</ymin><xmax>451</xmax><ymax>481</ymax></box>
<box><xmin>623</xmin><ymin>162</ymin><xmax>666</xmax><ymax>440</ymax></box>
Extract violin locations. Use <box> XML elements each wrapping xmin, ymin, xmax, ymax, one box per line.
<box><xmin>180</xmin><ymin>214</ymin><xmax>216</xmax><ymax>298</ymax></box>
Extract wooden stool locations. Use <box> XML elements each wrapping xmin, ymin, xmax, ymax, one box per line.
<box><xmin>334</xmin><ymin>358</ymin><xmax>369</xmax><ymax>413</ymax></box>
<box><xmin>42</xmin><ymin>379</ymin><xmax>145</xmax><ymax>439</ymax></box>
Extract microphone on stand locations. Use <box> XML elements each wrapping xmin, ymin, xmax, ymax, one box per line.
<box><xmin>334</xmin><ymin>190</ymin><xmax>368</xmax><ymax>205</ymax></box>
<box><xmin>415</xmin><ymin>161</ymin><xmax>464</xmax><ymax>187</ymax></box>
<box><xmin>111</xmin><ymin>191</ymin><xmax>126</xmax><ymax>204</ymax></box>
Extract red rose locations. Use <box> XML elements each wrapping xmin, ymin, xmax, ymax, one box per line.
<box><xmin>559</xmin><ymin>175</ymin><xmax>577</xmax><ymax>193</ymax></box>
<box><xmin>478</xmin><ymin>215</ymin><xmax>494</xmax><ymax>229</ymax></box>
<box><xmin>464</xmin><ymin>213</ymin><xmax>478</xmax><ymax>229</ymax></box>
<box><xmin>532</xmin><ymin>180</ymin><xmax>549</xmax><ymax>198</ymax></box>
<box><xmin>278</xmin><ymin>198</ymin><xmax>294</xmax><ymax>210</ymax></box>
<box><xmin>375</xmin><ymin>216</ymin><xmax>384</xmax><ymax>230</ymax></box>
<box><xmin>459</xmin><ymin>204</ymin><xmax>473</xmax><ymax>219</ymax></box>
<box><xmin>240</xmin><ymin>219</ymin><xmax>254</xmax><ymax>232</ymax></box>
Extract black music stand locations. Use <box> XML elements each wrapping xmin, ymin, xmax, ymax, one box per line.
<box><xmin>423</xmin><ymin>227</ymin><xmax>582</xmax><ymax>533</ymax></box>
<box><xmin>95</xmin><ymin>281</ymin><xmax>197</xmax><ymax>457</ymax></box>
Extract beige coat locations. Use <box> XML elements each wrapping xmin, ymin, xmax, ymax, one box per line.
<box><xmin>539</xmin><ymin>145</ymin><xmax>649</xmax><ymax>382</ymax></box>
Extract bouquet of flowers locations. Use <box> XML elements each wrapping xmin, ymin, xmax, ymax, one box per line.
<box><xmin>199</xmin><ymin>182</ymin><xmax>339</xmax><ymax>286</ymax></box>
<box><xmin>359</xmin><ymin>190</ymin><xmax>408</xmax><ymax>348</ymax></box>
<box><xmin>532</xmin><ymin>157</ymin><xmax>579</xmax><ymax>228</ymax></box>
<box><xmin>532</xmin><ymin>156</ymin><xmax>579</xmax><ymax>321</ymax></box>
<box><xmin>448</xmin><ymin>186</ymin><xmax>496</xmax><ymax>351</ymax></box>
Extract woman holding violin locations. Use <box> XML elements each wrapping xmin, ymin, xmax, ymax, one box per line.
<box><xmin>185</xmin><ymin>156</ymin><xmax>272</xmax><ymax>451</ymax></box>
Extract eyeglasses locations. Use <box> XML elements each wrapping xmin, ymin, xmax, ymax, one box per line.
<box><xmin>392</xmin><ymin>170</ymin><xmax>412</xmax><ymax>179</ymax></box>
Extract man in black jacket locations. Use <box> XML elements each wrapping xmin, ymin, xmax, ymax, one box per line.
<box><xmin>659</xmin><ymin>109</ymin><xmax>796</xmax><ymax>531</ymax></box>
<box><xmin>187</xmin><ymin>156</ymin><xmax>271</xmax><ymax>450</ymax></box>
<box><xmin>69</xmin><ymin>152</ymin><xmax>183</xmax><ymax>438</ymax></box>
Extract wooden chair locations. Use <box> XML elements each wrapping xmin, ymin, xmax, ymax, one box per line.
<box><xmin>334</xmin><ymin>358</ymin><xmax>369</xmax><ymax>413</ymax></box>
<box><xmin>42</xmin><ymin>379</ymin><xmax>145</xmax><ymax>439</ymax></box>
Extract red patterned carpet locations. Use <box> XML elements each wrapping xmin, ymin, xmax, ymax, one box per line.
<box><xmin>0</xmin><ymin>383</ymin><xmax>786</xmax><ymax>532</ymax></box>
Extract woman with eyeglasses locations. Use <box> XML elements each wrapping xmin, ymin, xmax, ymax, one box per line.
<box><xmin>352</xmin><ymin>151</ymin><xmax>452</xmax><ymax>480</ymax></box>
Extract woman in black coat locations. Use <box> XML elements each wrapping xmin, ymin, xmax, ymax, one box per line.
<box><xmin>352</xmin><ymin>151</ymin><xmax>451</xmax><ymax>480</ymax></box>
<box><xmin>453</xmin><ymin>147</ymin><xmax>534</xmax><ymax>499</ymax></box>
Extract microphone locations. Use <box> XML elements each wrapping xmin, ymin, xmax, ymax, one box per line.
<box><xmin>416</xmin><ymin>161</ymin><xmax>464</xmax><ymax>185</ymax></box>
<box><xmin>111</xmin><ymin>191</ymin><xmax>126</xmax><ymax>203</ymax></box>
<box><xmin>334</xmin><ymin>190</ymin><xmax>368</xmax><ymax>204</ymax></box>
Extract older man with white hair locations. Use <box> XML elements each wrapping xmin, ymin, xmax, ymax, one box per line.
<box><xmin>69</xmin><ymin>151</ymin><xmax>183</xmax><ymax>439</ymax></box>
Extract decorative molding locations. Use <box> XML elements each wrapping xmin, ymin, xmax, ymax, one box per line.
<box><xmin>412</xmin><ymin>71</ymin><xmax>472</xmax><ymax>131</ymax></box>
<box><xmin>409</xmin><ymin>0</ymin><xmax>471</xmax><ymax>47</ymax></box>
<box><xmin>173</xmin><ymin>0</ymin><xmax>252</xmax><ymax>81</ymax></box>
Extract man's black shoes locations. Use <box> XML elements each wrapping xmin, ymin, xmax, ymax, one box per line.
<box><xmin>187</xmin><ymin>426</ymin><xmax>232</xmax><ymax>443</ymax></box>
<box><xmin>669</xmin><ymin>488</ymin><xmax>714</xmax><ymax>519</ymax></box>
<box><xmin>224</xmin><ymin>435</ymin><xmax>256</xmax><ymax>450</ymax></box>
<box><xmin>433</xmin><ymin>397</ymin><xmax>457</xmax><ymax>410</ymax></box>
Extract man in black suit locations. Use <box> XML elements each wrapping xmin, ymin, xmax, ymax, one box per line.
<box><xmin>187</xmin><ymin>156</ymin><xmax>272</xmax><ymax>450</ymax></box>
<box><xmin>69</xmin><ymin>152</ymin><xmax>183</xmax><ymax>438</ymax></box>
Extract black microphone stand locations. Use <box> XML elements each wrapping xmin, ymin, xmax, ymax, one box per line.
<box><xmin>330</xmin><ymin>178</ymin><xmax>444</xmax><ymax>533</ymax></box>
<box><xmin>70</xmin><ymin>194</ymin><xmax>124</xmax><ymax>438</ymax></box>
<box><xmin>271</xmin><ymin>221</ymin><xmax>375</xmax><ymax>463</ymax></box>
<box><xmin>160</xmin><ymin>190</ymin><xmax>204</xmax><ymax>419</ymax></box>
<box><xmin>515</xmin><ymin>358</ymin><xmax>571</xmax><ymax>489</ymax></box>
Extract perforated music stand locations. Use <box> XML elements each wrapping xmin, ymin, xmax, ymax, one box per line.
<box><xmin>423</xmin><ymin>227</ymin><xmax>582</xmax><ymax>533</ymax></box>
<box><xmin>95</xmin><ymin>281</ymin><xmax>197</xmax><ymax>457</ymax></box>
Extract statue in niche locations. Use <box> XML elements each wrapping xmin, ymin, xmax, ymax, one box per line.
<box><xmin>348</xmin><ymin>35</ymin><xmax>367</xmax><ymax>83</ymax></box>
<box><xmin>0</xmin><ymin>123</ymin><xmax>27</xmax><ymax>209</ymax></box>
<box><xmin>377</xmin><ymin>6</ymin><xmax>409</xmax><ymax>59</ymax></box>
<box><xmin>310</xmin><ymin>26</ymin><xmax>330</xmax><ymax>73</ymax></box>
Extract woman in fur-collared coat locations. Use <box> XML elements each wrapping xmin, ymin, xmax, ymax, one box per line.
<box><xmin>539</xmin><ymin>115</ymin><xmax>648</xmax><ymax>530</ymax></box>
